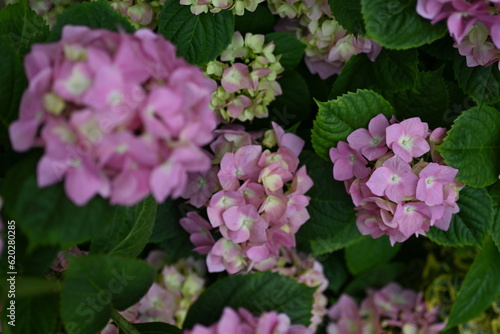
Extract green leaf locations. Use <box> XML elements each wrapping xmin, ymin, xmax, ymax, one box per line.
<box><xmin>296</xmin><ymin>152</ymin><xmax>363</xmax><ymax>255</ymax></box>
<box><xmin>158</xmin><ymin>0</ymin><xmax>234</xmax><ymax>66</ymax></box>
<box><xmin>444</xmin><ymin>239</ymin><xmax>500</xmax><ymax>330</ymax></box>
<box><xmin>330</xmin><ymin>49</ymin><xmax>419</xmax><ymax>98</ymax></box>
<box><xmin>91</xmin><ymin>197</ymin><xmax>158</xmax><ymax>257</ymax></box>
<box><xmin>5</xmin><ymin>293</ymin><xmax>59</xmax><ymax>334</ymax></box>
<box><xmin>269</xmin><ymin>71</ymin><xmax>311</xmax><ymax>123</ymax></box>
<box><xmin>50</xmin><ymin>1</ymin><xmax>135</xmax><ymax>41</ymax></box>
<box><xmin>320</xmin><ymin>252</ymin><xmax>350</xmax><ymax>293</ymax></box>
<box><xmin>149</xmin><ymin>199</ymin><xmax>196</xmax><ymax>263</ymax></box>
<box><xmin>438</xmin><ymin>106</ymin><xmax>500</xmax><ymax>187</ymax></box>
<box><xmin>312</xmin><ymin>89</ymin><xmax>395</xmax><ymax>160</ymax></box>
<box><xmin>427</xmin><ymin>187</ymin><xmax>493</xmax><ymax>248</ymax></box>
<box><xmin>345</xmin><ymin>236</ymin><xmax>401</xmax><ymax>276</ymax></box>
<box><xmin>489</xmin><ymin>182</ymin><xmax>500</xmax><ymax>252</ymax></box>
<box><xmin>1</xmin><ymin>152</ymin><xmax>115</xmax><ymax>249</ymax></box>
<box><xmin>361</xmin><ymin>0</ymin><xmax>447</xmax><ymax>49</ymax></box>
<box><xmin>133</xmin><ymin>323</ymin><xmax>182</xmax><ymax>334</ymax></box>
<box><xmin>344</xmin><ymin>262</ymin><xmax>406</xmax><ymax>296</ymax></box>
<box><xmin>235</xmin><ymin>4</ymin><xmax>275</xmax><ymax>35</ymax></box>
<box><xmin>0</xmin><ymin>36</ymin><xmax>27</xmax><ymax>139</ymax></box>
<box><xmin>0</xmin><ymin>1</ymin><xmax>49</xmax><ymax>56</ymax></box>
<box><xmin>61</xmin><ymin>255</ymin><xmax>155</xmax><ymax>334</ymax></box>
<box><xmin>183</xmin><ymin>271</ymin><xmax>315</xmax><ymax>329</ymax></box>
<box><xmin>454</xmin><ymin>55</ymin><xmax>500</xmax><ymax>106</ymax></box>
<box><xmin>265</xmin><ymin>32</ymin><xmax>306</xmax><ymax>71</ymax></box>
<box><xmin>392</xmin><ymin>69</ymin><xmax>449</xmax><ymax>129</ymax></box>
<box><xmin>329</xmin><ymin>0</ymin><xmax>365</xmax><ymax>35</ymax></box>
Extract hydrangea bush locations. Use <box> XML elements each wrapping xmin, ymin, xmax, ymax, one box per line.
<box><xmin>0</xmin><ymin>0</ymin><xmax>499</xmax><ymax>333</ymax></box>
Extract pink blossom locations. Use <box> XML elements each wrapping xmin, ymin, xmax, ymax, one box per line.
<box><xmin>221</xmin><ymin>204</ymin><xmax>268</xmax><ymax>243</ymax></box>
<box><xmin>329</xmin><ymin>141</ymin><xmax>370</xmax><ymax>181</ymax></box>
<box><xmin>366</xmin><ymin>156</ymin><xmax>418</xmax><ymax>203</ymax></box>
<box><xmin>271</xmin><ymin>122</ymin><xmax>305</xmax><ymax>157</ymax></box>
<box><xmin>392</xmin><ymin>202</ymin><xmax>431</xmax><ymax>238</ymax></box>
<box><xmin>179</xmin><ymin>212</ymin><xmax>215</xmax><ymax>254</ymax></box>
<box><xmin>347</xmin><ymin>113</ymin><xmax>390</xmax><ymax>161</ymax></box>
<box><xmin>416</xmin><ymin>163</ymin><xmax>458</xmax><ymax>205</ymax></box>
<box><xmin>386</xmin><ymin>118</ymin><xmax>430</xmax><ymax>162</ymax></box>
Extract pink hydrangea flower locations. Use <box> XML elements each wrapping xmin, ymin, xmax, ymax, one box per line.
<box><xmin>329</xmin><ymin>141</ymin><xmax>370</xmax><ymax>181</ymax></box>
<box><xmin>386</xmin><ymin>118</ymin><xmax>430</xmax><ymax>163</ymax></box>
<box><xmin>9</xmin><ymin>26</ymin><xmax>216</xmax><ymax>206</ymax></box>
<box><xmin>347</xmin><ymin>113</ymin><xmax>389</xmax><ymax>161</ymax></box>
<box><xmin>179</xmin><ymin>212</ymin><xmax>215</xmax><ymax>254</ymax></box>
<box><xmin>416</xmin><ymin>163</ymin><xmax>458</xmax><ymax>205</ymax></box>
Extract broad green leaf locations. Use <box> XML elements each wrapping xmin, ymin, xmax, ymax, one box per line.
<box><xmin>344</xmin><ymin>262</ymin><xmax>405</xmax><ymax>296</ymax></box>
<box><xmin>489</xmin><ymin>182</ymin><xmax>500</xmax><ymax>252</ymax></box>
<box><xmin>269</xmin><ymin>71</ymin><xmax>311</xmax><ymax>123</ymax></box>
<box><xmin>183</xmin><ymin>271</ymin><xmax>315</xmax><ymax>329</ymax></box>
<box><xmin>444</xmin><ymin>239</ymin><xmax>500</xmax><ymax>330</ymax></box>
<box><xmin>149</xmin><ymin>199</ymin><xmax>197</xmax><ymax>263</ymax></box>
<box><xmin>1</xmin><ymin>152</ymin><xmax>115</xmax><ymax>249</ymax></box>
<box><xmin>91</xmin><ymin>197</ymin><xmax>157</xmax><ymax>257</ymax></box>
<box><xmin>454</xmin><ymin>55</ymin><xmax>500</xmax><ymax>105</ymax></box>
<box><xmin>265</xmin><ymin>32</ymin><xmax>306</xmax><ymax>71</ymax></box>
<box><xmin>0</xmin><ymin>1</ymin><xmax>49</xmax><ymax>56</ymax></box>
<box><xmin>320</xmin><ymin>252</ymin><xmax>350</xmax><ymax>293</ymax></box>
<box><xmin>345</xmin><ymin>236</ymin><xmax>401</xmax><ymax>276</ymax></box>
<box><xmin>235</xmin><ymin>4</ymin><xmax>275</xmax><ymax>35</ymax></box>
<box><xmin>158</xmin><ymin>0</ymin><xmax>234</xmax><ymax>66</ymax></box>
<box><xmin>61</xmin><ymin>255</ymin><xmax>155</xmax><ymax>334</ymax></box>
<box><xmin>296</xmin><ymin>152</ymin><xmax>363</xmax><ymax>255</ymax></box>
<box><xmin>11</xmin><ymin>232</ymin><xmax>59</xmax><ymax>276</ymax></box>
<box><xmin>312</xmin><ymin>89</ymin><xmax>395</xmax><ymax>160</ymax></box>
<box><xmin>427</xmin><ymin>187</ymin><xmax>493</xmax><ymax>247</ymax></box>
<box><xmin>330</xmin><ymin>49</ymin><xmax>419</xmax><ymax>98</ymax></box>
<box><xmin>133</xmin><ymin>323</ymin><xmax>182</xmax><ymax>334</ymax></box>
<box><xmin>420</xmin><ymin>35</ymin><xmax>456</xmax><ymax>60</ymax></box>
<box><xmin>4</xmin><ymin>293</ymin><xmax>59</xmax><ymax>334</ymax></box>
<box><xmin>361</xmin><ymin>0</ymin><xmax>447</xmax><ymax>49</ymax></box>
<box><xmin>438</xmin><ymin>106</ymin><xmax>500</xmax><ymax>187</ymax></box>
<box><xmin>392</xmin><ymin>69</ymin><xmax>449</xmax><ymax>129</ymax></box>
<box><xmin>0</xmin><ymin>36</ymin><xmax>27</xmax><ymax>139</ymax></box>
<box><xmin>50</xmin><ymin>1</ymin><xmax>135</xmax><ymax>41</ymax></box>
<box><xmin>329</xmin><ymin>0</ymin><xmax>365</xmax><ymax>35</ymax></box>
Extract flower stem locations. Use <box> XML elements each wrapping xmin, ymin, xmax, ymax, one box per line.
<box><xmin>110</xmin><ymin>308</ymin><xmax>141</xmax><ymax>334</ymax></box>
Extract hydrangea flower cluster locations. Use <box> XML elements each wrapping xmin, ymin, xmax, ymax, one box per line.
<box><xmin>270</xmin><ymin>0</ymin><xmax>381</xmax><ymax>79</ymax></box>
<box><xmin>9</xmin><ymin>26</ymin><xmax>217</xmax><ymax>206</ymax></box>
<box><xmin>180</xmin><ymin>123</ymin><xmax>313</xmax><ymax>274</ymax></box>
<box><xmin>327</xmin><ymin>283</ymin><xmax>445</xmax><ymax>334</ymax></box>
<box><xmin>179</xmin><ymin>0</ymin><xmax>264</xmax><ymax>15</ymax></box>
<box><xmin>204</xmin><ymin>32</ymin><xmax>284</xmax><ymax>123</ymax></box>
<box><xmin>329</xmin><ymin>114</ymin><xmax>463</xmax><ymax>245</ymax></box>
<box><xmin>109</xmin><ymin>0</ymin><xmax>166</xmax><ymax>29</ymax></box>
<box><xmin>416</xmin><ymin>0</ymin><xmax>500</xmax><ymax>69</ymax></box>
<box><xmin>185</xmin><ymin>307</ymin><xmax>313</xmax><ymax>334</ymax></box>
<box><xmin>102</xmin><ymin>251</ymin><xmax>206</xmax><ymax>333</ymax></box>
<box><xmin>259</xmin><ymin>251</ymin><xmax>328</xmax><ymax>332</ymax></box>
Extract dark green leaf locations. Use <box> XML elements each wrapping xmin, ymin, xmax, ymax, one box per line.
<box><xmin>438</xmin><ymin>106</ymin><xmax>500</xmax><ymax>187</ymax></box>
<box><xmin>265</xmin><ymin>32</ymin><xmax>306</xmax><ymax>71</ymax></box>
<box><xmin>489</xmin><ymin>182</ymin><xmax>500</xmax><ymax>252</ymax></box>
<box><xmin>158</xmin><ymin>0</ymin><xmax>234</xmax><ymax>65</ymax></box>
<box><xmin>235</xmin><ymin>4</ymin><xmax>275</xmax><ymax>35</ymax></box>
<box><xmin>5</xmin><ymin>293</ymin><xmax>59</xmax><ymax>334</ymax></box>
<box><xmin>361</xmin><ymin>0</ymin><xmax>447</xmax><ymax>49</ymax></box>
<box><xmin>296</xmin><ymin>152</ymin><xmax>363</xmax><ymax>255</ymax></box>
<box><xmin>320</xmin><ymin>251</ymin><xmax>350</xmax><ymax>294</ymax></box>
<box><xmin>454</xmin><ymin>55</ymin><xmax>500</xmax><ymax>106</ymax></box>
<box><xmin>0</xmin><ymin>1</ymin><xmax>49</xmax><ymax>56</ymax></box>
<box><xmin>183</xmin><ymin>271</ymin><xmax>315</xmax><ymax>329</ymax></box>
<box><xmin>344</xmin><ymin>262</ymin><xmax>405</xmax><ymax>296</ymax></box>
<box><xmin>50</xmin><ymin>1</ymin><xmax>135</xmax><ymax>41</ymax></box>
<box><xmin>1</xmin><ymin>152</ymin><xmax>115</xmax><ymax>249</ymax></box>
<box><xmin>445</xmin><ymin>239</ymin><xmax>500</xmax><ymax>330</ymax></box>
<box><xmin>329</xmin><ymin>0</ymin><xmax>365</xmax><ymax>35</ymax></box>
<box><xmin>392</xmin><ymin>69</ymin><xmax>449</xmax><ymax>128</ymax></box>
<box><xmin>269</xmin><ymin>71</ymin><xmax>311</xmax><ymax>123</ymax></box>
<box><xmin>133</xmin><ymin>323</ymin><xmax>182</xmax><ymax>334</ymax></box>
<box><xmin>91</xmin><ymin>197</ymin><xmax>157</xmax><ymax>257</ymax></box>
<box><xmin>312</xmin><ymin>89</ymin><xmax>395</xmax><ymax>160</ymax></box>
<box><xmin>0</xmin><ymin>37</ymin><xmax>28</xmax><ymax>139</ymax></box>
<box><xmin>427</xmin><ymin>187</ymin><xmax>493</xmax><ymax>247</ymax></box>
<box><xmin>61</xmin><ymin>255</ymin><xmax>155</xmax><ymax>334</ymax></box>
<box><xmin>330</xmin><ymin>49</ymin><xmax>419</xmax><ymax>98</ymax></box>
<box><xmin>345</xmin><ymin>236</ymin><xmax>401</xmax><ymax>276</ymax></box>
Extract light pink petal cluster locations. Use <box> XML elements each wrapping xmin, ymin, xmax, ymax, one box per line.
<box><xmin>180</xmin><ymin>123</ymin><xmax>313</xmax><ymax>274</ymax></box>
<box><xmin>329</xmin><ymin>114</ymin><xmax>463</xmax><ymax>245</ymax></box>
<box><xmin>327</xmin><ymin>283</ymin><xmax>445</xmax><ymax>334</ymax></box>
<box><xmin>416</xmin><ymin>0</ymin><xmax>500</xmax><ymax>70</ymax></box>
<box><xmin>9</xmin><ymin>26</ymin><xmax>217</xmax><ymax>206</ymax></box>
<box><xmin>185</xmin><ymin>307</ymin><xmax>313</xmax><ymax>334</ymax></box>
